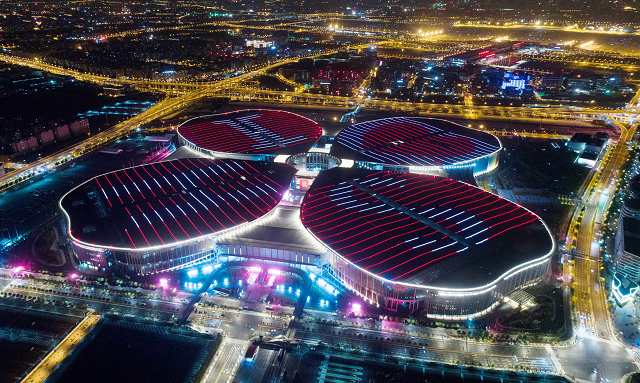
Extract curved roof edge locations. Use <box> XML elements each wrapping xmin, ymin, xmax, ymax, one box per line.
<box><xmin>59</xmin><ymin>159</ymin><xmax>296</xmax><ymax>252</ymax></box>
<box><xmin>331</xmin><ymin>117</ymin><xmax>502</xmax><ymax>168</ymax></box>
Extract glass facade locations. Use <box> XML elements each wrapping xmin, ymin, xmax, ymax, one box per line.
<box><xmin>326</xmin><ymin>249</ymin><xmax>551</xmax><ymax>320</ymax></box>
<box><xmin>355</xmin><ymin>150</ymin><xmax>500</xmax><ymax>177</ymax></box>
<box><xmin>286</xmin><ymin>152</ymin><xmax>341</xmax><ymax>172</ymax></box>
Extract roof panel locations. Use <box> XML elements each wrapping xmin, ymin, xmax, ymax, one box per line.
<box><xmin>330</xmin><ymin>117</ymin><xmax>501</xmax><ymax>167</ymax></box>
<box><xmin>60</xmin><ymin>159</ymin><xmax>297</xmax><ymax>251</ymax></box>
<box><xmin>301</xmin><ymin>168</ymin><xmax>554</xmax><ymax>288</ymax></box>
<box><xmin>178</xmin><ymin>110</ymin><xmax>322</xmax><ymax>156</ymax></box>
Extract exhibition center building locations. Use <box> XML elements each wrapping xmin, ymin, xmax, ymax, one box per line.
<box><xmin>59</xmin><ymin>158</ymin><xmax>298</xmax><ymax>275</ymax></box>
<box><xmin>60</xmin><ymin>110</ymin><xmax>554</xmax><ymax>319</ymax></box>
<box><xmin>301</xmin><ymin>168</ymin><xmax>554</xmax><ymax>319</ymax></box>
<box><xmin>330</xmin><ymin>117</ymin><xmax>501</xmax><ymax>177</ymax></box>
<box><xmin>177</xmin><ymin>109</ymin><xmax>323</xmax><ymax>161</ymax></box>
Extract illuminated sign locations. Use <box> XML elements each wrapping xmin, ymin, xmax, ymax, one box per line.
<box><xmin>295</xmin><ymin>176</ymin><xmax>314</xmax><ymax>190</ymax></box>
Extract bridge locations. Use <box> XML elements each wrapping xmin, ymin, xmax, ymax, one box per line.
<box><xmin>215</xmin><ymin>87</ymin><xmax>640</xmax><ymax>123</ymax></box>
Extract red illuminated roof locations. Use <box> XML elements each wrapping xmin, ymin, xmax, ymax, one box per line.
<box><xmin>60</xmin><ymin>159</ymin><xmax>297</xmax><ymax>250</ymax></box>
<box><xmin>301</xmin><ymin>168</ymin><xmax>553</xmax><ymax>288</ymax></box>
<box><xmin>331</xmin><ymin>117</ymin><xmax>500</xmax><ymax>168</ymax></box>
<box><xmin>178</xmin><ymin>110</ymin><xmax>322</xmax><ymax>156</ymax></box>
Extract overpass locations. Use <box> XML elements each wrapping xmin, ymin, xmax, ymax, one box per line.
<box><xmin>4</xmin><ymin>46</ymin><xmax>638</xmax><ymax>122</ymax></box>
<box><xmin>1</xmin><ymin>43</ymin><xmax>639</xmax><ymax>192</ymax></box>
<box><xmin>216</xmin><ymin>87</ymin><xmax>640</xmax><ymax>123</ymax></box>
<box><xmin>0</xmin><ymin>45</ymin><xmax>363</xmax><ymax>94</ymax></box>
<box><xmin>0</xmin><ymin>47</ymin><xmax>371</xmax><ymax>191</ymax></box>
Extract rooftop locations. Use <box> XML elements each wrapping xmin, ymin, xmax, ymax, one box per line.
<box><xmin>60</xmin><ymin>158</ymin><xmax>297</xmax><ymax>251</ymax></box>
<box><xmin>216</xmin><ymin>205</ymin><xmax>328</xmax><ymax>255</ymax></box>
<box><xmin>330</xmin><ymin>117</ymin><xmax>501</xmax><ymax>168</ymax></box>
<box><xmin>177</xmin><ymin>109</ymin><xmax>322</xmax><ymax>156</ymax></box>
<box><xmin>623</xmin><ymin>216</ymin><xmax>640</xmax><ymax>257</ymax></box>
<box><xmin>301</xmin><ymin>168</ymin><xmax>554</xmax><ymax>289</ymax></box>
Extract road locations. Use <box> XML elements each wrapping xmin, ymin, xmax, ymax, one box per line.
<box><xmin>0</xmin><ymin>47</ymin><xmax>353</xmax><ymax>191</ymax></box>
<box><xmin>295</xmin><ymin>325</ymin><xmax>555</xmax><ymax>372</ymax></box>
<box><xmin>204</xmin><ymin>338</ymin><xmax>246</xmax><ymax>383</ymax></box>
<box><xmin>219</xmin><ymin>86</ymin><xmax>640</xmax><ymax>118</ymax></box>
<box><xmin>294</xmin><ymin>322</ymin><xmax>640</xmax><ymax>381</ymax></box>
<box><xmin>234</xmin><ymin>347</ymin><xmax>281</xmax><ymax>383</ymax></box>
<box><xmin>3</xmin><ymin>269</ymin><xmax>639</xmax><ymax>382</ymax></box>
<box><xmin>0</xmin><ymin>272</ymin><xmax>189</xmax><ymax>322</ymax></box>
<box><xmin>19</xmin><ymin>312</ymin><xmax>101</xmax><ymax>383</ymax></box>
<box><xmin>571</xmin><ymin>119</ymin><xmax>638</xmax><ymax>342</ymax></box>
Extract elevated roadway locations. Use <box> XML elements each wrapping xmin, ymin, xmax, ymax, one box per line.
<box><xmin>20</xmin><ymin>312</ymin><xmax>101</xmax><ymax>383</ymax></box>
<box><xmin>0</xmin><ymin>47</ymin><xmax>347</xmax><ymax>94</ymax></box>
<box><xmin>0</xmin><ymin>48</ymin><xmax>353</xmax><ymax>191</ymax></box>
<box><xmin>219</xmin><ymin>87</ymin><xmax>640</xmax><ymax>122</ymax></box>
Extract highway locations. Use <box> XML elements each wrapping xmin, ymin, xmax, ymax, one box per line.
<box><xmin>452</xmin><ymin>22</ymin><xmax>640</xmax><ymax>38</ymax></box>
<box><xmin>1</xmin><ymin>45</ymin><xmax>638</xmax><ymax>195</ymax></box>
<box><xmin>218</xmin><ymin>86</ymin><xmax>640</xmax><ymax>117</ymax></box>
<box><xmin>0</xmin><ymin>46</ymin><xmax>357</xmax><ymax>93</ymax></box>
<box><xmin>0</xmin><ymin>47</ymin><xmax>355</xmax><ymax>191</ymax></box>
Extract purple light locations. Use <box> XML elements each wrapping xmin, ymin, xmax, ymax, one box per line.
<box><xmin>250</xmin><ymin>266</ymin><xmax>262</xmax><ymax>272</ymax></box>
<box><xmin>267</xmin><ymin>269</ymin><xmax>280</xmax><ymax>275</ymax></box>
<box><xmin>160</xmin><ymin>278</ymin><xmax>168</xmax><ymax>288</ymax></box>
<box><xmin>352</xmin><ymin>303</ymin><xmax>361</xmax><ymax>312</ymax></box>
<box><xmin>12</xmin><ymin>266</ymin><xmax>24</xmax><ymax>273</ymax></box>
<box><xmin>70</xmin><ymin>273</ymin><xmax>78</xmax><ymax>279</ymax></box>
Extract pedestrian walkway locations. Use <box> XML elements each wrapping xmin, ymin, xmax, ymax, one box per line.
<box><xmin>20</xmin><ymin>312</ymin><xmax>101</xmax><ymax>383</ymax></box>
<box><xmin>318</xmin><ymin>355</ymin><xmax>363</xmax><ymax>383</ymax></box>
<box><xmin>545</xmin><ymin>344</ymin><xmax>563</xmax><ymax>375</ymax></box>
<box><xmin>113</xmin><ymin>319</ymin><xmax>170</xmax><ymax>335</ymax></box>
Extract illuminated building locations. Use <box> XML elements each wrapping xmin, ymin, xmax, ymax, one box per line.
<box><xmin>612</xmin><ymin>272</ymin><xmax>638</xmax><ymax>304</ymax></box>
<box><xmin>301</xmin><ymin>168</ymin><xmax>555</xmax><ymax>319</ymax></box>
<box><xmin>59</xmin><ymin>158</ymin><xmax>297</xmax><ymax>275</ymax></box>
<box><xmin>330</xmin><ymin>117</ymin><xmax>501</xmax><ymax>177</ymax></box>
<box><xmin>177</xmin><ymin>109</ymin><xmax>322</xmax><ymax>161</ymax></box>
<box><xmin>614</xmin><ymin>216</ymin><xmax>640</xmax><ymax>282</ymax></box>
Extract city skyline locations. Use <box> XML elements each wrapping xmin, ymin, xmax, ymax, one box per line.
<box><xmin>0</xmin><ymin>3</ymin><xmax>639</xmax><ymax>383</ymax></box>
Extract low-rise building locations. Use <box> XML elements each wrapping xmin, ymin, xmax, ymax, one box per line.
<box><xmin>577</xmin><ymin>151</ymin><xmax>598</xmax><ymax>168</ymax></box>
<box><xmin>567</xmin><ymin>133</ymin><xmax>591</xmax><ymax>152</ymax></box>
